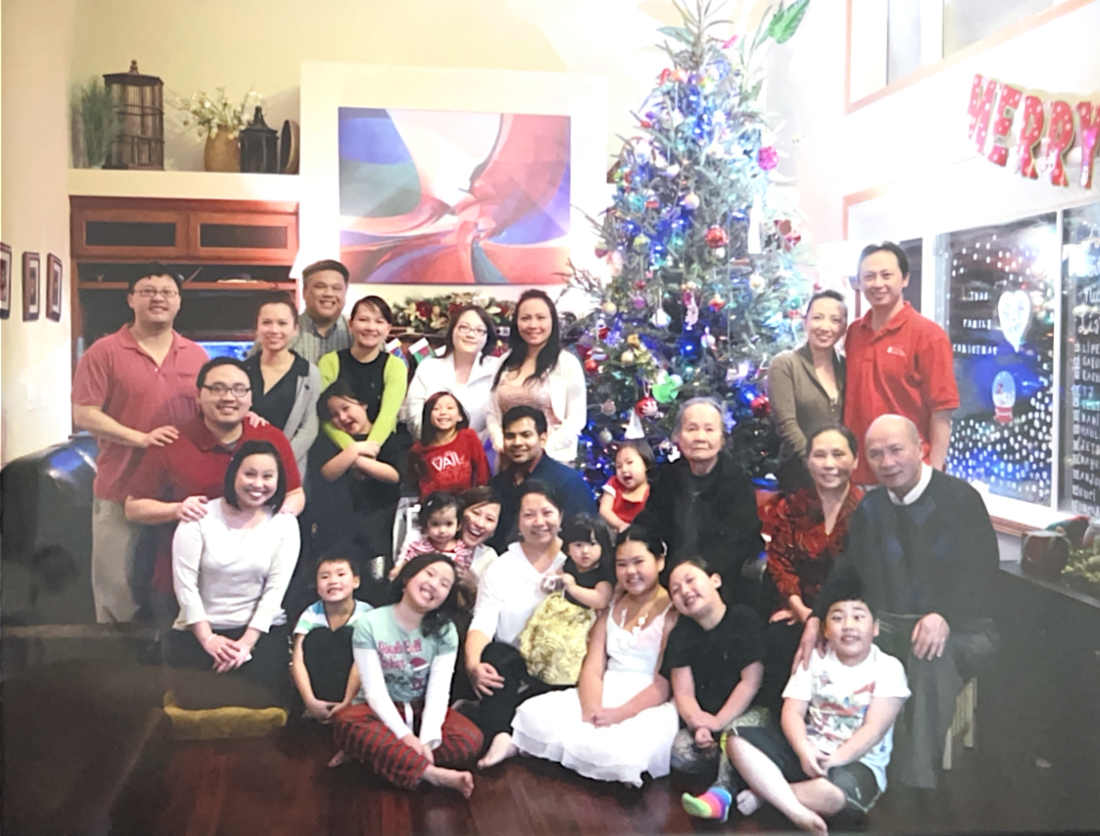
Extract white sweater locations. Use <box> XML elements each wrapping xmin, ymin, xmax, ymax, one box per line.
<box><xmin>404</xmin><ymin>353</ymin><xmax>502</xmax><ymax>442</ymax></box>
<box><xmin>469</xmin><ymin>541</ymin><xmax>566</xmax><ymax>647</ymax></box>
<box><xmin>171</xmin><ymin>501</ymin><xmax>300</xmax><ymax>632</ymax></box>
<box><xmin>485</xmin><ymin>349</ymin><xmax>587</xmax><ymax>463</ymax></box>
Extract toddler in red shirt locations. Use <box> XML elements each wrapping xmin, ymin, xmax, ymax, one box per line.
<box><xmin>408</xmin><ymin>392</ymin><xmax>491</xmax><ymax>502</ymax></box>
<box><xmin>599</xmin><ymin>440</ymin><xmax>654</xmax><ymax>532</ymax></box>
<box><xmin>392</xmin><ymin>491</ymin><xmax>473</xmax><ymax>576</ymax></box>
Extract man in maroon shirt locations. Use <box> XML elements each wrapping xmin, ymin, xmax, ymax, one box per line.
<box><xmin>125</xmin><ymin>357</ymin><xmax>305</xmax><ymax>615</ymax></box>
<box><xmin>72</xmin><ymin>266</ymin><xmax>208</xmax><ymax>623</ymax></box>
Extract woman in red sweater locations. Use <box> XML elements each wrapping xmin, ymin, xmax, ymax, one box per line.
<box><xmin>408</xmin><ymin>391</ymin><xmax>491</xmax><ymax>501</ymax></box>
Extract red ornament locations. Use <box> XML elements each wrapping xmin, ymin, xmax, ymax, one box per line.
<box><xmin>598</xmin><ymin>325</ymin><xmax>610</xmax><ymax>340</ymax></box>
<box><xmin>415</xmin><ymin>300</ymin><xmax>432</xmax><ymax>319</ymax></box>
<box><xmin>750</xmin><ymin>394</ymin><xmax>770</xmax><ymax>418</ymax></box>
<box><xmin>708</xmin><ymin>295</ymin><xmax>725</xmax><ymax>312</ymax></box>
<box><xmin>757</xmin><ymin>146</ymin><xmax>779</xmax><ymax>171</ymax></box>
<box><xmin>635</xmin><ymin>396</ymin><xmax>659</xmax><ymax>418</ymax></box>
<box><xmin>634</xmin><ymin>280</ymin><xmax>647</xmax><ymax>290</ymax></box>
<box><xmin>705</xmin><ymin>226</ymin><xmax>729</xmax><ymax>248</ymax></box>
<box><xmin>640</xmin><ymin>119</ymin><xmax>653</xmax><ymax>129</ymax></box>
<box><xmin>584</xmin><ymin>358</ymin><xmax>599</xmax><ymax>373</ymax></box>
<box><xmin>659</xmin><ymin>68</ymin><xmax>672</xmax><ymax>85</ymax></box>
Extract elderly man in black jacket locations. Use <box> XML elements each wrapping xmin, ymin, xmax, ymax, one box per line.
<box><xmin>635</xmin><ymin>397</ymin><xmax>765</xmax><ymax>609</ymax></box>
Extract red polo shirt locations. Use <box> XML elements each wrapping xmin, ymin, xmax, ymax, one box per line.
<box><xmin>844</xmin><ymin>303</ymin><xmax>959</xmax><ymax>484</ymax></box>
<box><xmin>72</xmin><ymin>326</ymin><xmax>209</xmax><ymax>502</ymax></box>
<box><xmin>126</xmin><ymin>415</ymin><xmax>302</xmax><ymax>592</ymax></box>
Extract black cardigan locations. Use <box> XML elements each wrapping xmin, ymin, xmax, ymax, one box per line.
<box><xmin>812</xmin><ymin>469</ymin><xmax>998</xmax><ymax>629</ymax></box>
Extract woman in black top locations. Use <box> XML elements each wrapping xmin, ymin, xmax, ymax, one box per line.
<box><xmin>242</xmin><ymin>292</ymin><xmax>322</xmax><ymax>477</ymax></box>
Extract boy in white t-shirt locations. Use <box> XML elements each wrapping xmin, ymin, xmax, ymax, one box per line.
<box><xmin>726</xmin><ymin>571</ymin><xmax>910</xmax><ymax>835</ymax></box>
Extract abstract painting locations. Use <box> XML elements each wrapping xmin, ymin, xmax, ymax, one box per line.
<box><xmin>338</xmin><ymin>108</ymin><xmax>570</xmax><ymax>285</ymax></box>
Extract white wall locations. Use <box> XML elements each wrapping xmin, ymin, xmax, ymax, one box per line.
<box><xmin>1</xmin><ymin>0</ymin><xmax>78</xmax><ymax>464</ymax></box>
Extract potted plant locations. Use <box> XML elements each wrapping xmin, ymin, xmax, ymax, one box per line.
<box><xmin>171</xmin><ymin>87</ymin><xmax>262</xmax><ymax>172</ymax></box>
<box><xmin>71</xmin><ymin>78</ymin><xmax>119</xmax><ymax>169</ymax></box>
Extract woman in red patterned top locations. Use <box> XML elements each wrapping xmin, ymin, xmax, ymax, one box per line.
<box><xmin>759</xmin><ymin>424</ymin><xmax>863</xmax><ymax>709</ymax></box>
<box><xmin>407</xmin><ymin>391</ymin><xmax>491</xmax><ymax>501</ymax></box>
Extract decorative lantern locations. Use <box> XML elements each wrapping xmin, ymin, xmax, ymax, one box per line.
<box><xmin>103</xmin><ymin>60</ymin><xmax>164</xmax><ymax>169</ymax></box>
<box><xmin>240</xmin><ymin>107</ymin><xmax>278</xmax><ymax>173</ymax></box>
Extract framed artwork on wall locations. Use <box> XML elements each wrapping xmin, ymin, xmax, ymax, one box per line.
<box><xmin>1</xmin><ymin>243</ymin><xmax>11</xmax><ymax>319</ymax></box>
<box><xmin>22</xmin><ymin>251</ymin><xmax>40</xmax><ymax>321</ymax></box>
<box><xmin>46</xmin><ymin>253</ymin><xmax>63</xmax><ymax>321</ymax></box>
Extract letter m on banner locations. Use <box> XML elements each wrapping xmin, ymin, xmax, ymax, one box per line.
<box><xmin>967</xmin><ymin>74</ymin><xmax>999</xmax><ymax>153</ymax></box>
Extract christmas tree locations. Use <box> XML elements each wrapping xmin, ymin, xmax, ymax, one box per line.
<box><xmin>570</xmin><ymin>0</ymin><xmax>812</xmax><ymax>483</ymax></box>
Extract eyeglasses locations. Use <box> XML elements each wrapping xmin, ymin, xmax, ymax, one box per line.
<box><xmin>201</xmin><ymin>384</ymin><xmax>251</xmax><ymax>398</ymax></box>
<box><xmin>133</xmin><ymin>288</ymin><xmax>180</xmax><ymax>299</ymax></box>
<box><xmin>456</xmin><ymin>324</ymin><xmax>488</xmax><ymax>336</ymax></box>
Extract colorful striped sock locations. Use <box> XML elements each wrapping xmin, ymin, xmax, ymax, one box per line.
<box><xmin>681</xmin><ymin>787</ymin><xmax>732</xmax><ymax>822</ymax></box>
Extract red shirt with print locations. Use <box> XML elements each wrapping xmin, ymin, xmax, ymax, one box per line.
<box><xmin>407</xmin><ymin>428</ymin><xmax>491</xmax><ymax>501</ymax></box>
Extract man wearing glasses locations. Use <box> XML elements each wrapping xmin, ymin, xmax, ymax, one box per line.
<box><xmin>73</xmin><ymin>265</ymin><xmax>209</xmax><ymax>623</ymax></box>
<box><xmin>125</xmin><ymin>356</ymin><xmax>305</xmax><ymax>622</ymax></box>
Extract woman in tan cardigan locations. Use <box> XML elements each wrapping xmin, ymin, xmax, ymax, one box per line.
<box><xmin>766</xmin><ymin>291</ymin><xmax>848</xmax><ymax>492</ymax></box>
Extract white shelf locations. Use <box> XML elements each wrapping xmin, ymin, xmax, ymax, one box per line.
<box><xmin>67</xmin><ymin>169</ymin><xmax>300</xmax><ymax>203</ymax></box>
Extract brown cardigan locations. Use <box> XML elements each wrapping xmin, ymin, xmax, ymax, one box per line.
<box><xmin>766</xmin><ymin>343</ymin><xmax>845</xmax><ymax>464</ymax></box>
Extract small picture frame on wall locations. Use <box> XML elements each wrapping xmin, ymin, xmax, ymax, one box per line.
<box><xmin>23</xmin><ymin>251</ymin><xmax>40</xmax><ymax>321</ymax></box>
<box><xmin>46</xmin><ymin>253</ymin><xmax>63</xmax><ymax>322</ymax></box>
<box><xmin>0</xmin><ymin>243</ymin><xmax>12</xmax><ymax>319</ymax></box>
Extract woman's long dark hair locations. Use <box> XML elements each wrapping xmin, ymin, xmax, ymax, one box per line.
<box><xmin>222</xmin><ymin>440</ymin><xmax>287</xmax><ymax>510</ymax></box>
<box><xmin>390</xmin><ymin>552</ymin><xmax>460</xmax><ymax>638</ymax></box>
<box><xmin>492</xmin><ymin>289</ymin><xmax>562</xmax><ymax>390</ymax></box>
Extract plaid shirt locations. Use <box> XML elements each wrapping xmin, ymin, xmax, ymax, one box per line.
<box><xmin>289</xmin><ymin>313</ymin><xmax>352</xmax><ymax>364</ymax></box>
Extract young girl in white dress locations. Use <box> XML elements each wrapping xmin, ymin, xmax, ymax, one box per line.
<box><xmin>503</xmin><ymin>525</ymin><xmax>681</xmax><ymax>786</ymax></box>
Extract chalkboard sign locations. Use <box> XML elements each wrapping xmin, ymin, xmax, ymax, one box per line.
<box><xmin>1062</xmin><ymin>202</ymin><xmax>1100</xmax><ymax>518</ymax></box>
<box><xmin>942</xmin><ymin>213</ymin><xmax>1057</xmax><ymax>505</ymax></box>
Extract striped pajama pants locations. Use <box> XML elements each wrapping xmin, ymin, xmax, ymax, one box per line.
<box><xmin>333</xmin><ymin>702</ymin><xmax>483</xmax><ymax>788</ymax></box>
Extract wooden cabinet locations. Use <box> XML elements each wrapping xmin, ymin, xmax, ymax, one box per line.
<box><xmin>70</xmin><ymin>197</ymin><xmax>298</xmax><ymax>265</ymax></box>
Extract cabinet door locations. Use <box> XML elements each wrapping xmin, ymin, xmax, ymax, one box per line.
<box><xmin>189</xmin><ymin>210</ymin><xmax>298</xmax><ymax>264</ymax></box>
<box><xmin>71</xmin><ymin>206</ymin><xmax>188</xmax><ymax>259</ymax></box>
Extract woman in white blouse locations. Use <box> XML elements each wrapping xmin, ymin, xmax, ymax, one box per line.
<box><xmin>486</xmin><ymin>290</ymin><xmax>587</xmax><ymax>463</ymax></box>
<box><xmin>405</xmin><ymin>305</ymin><xmax>501</xmax><ymax>442</ymax></box>
<box><xmin>168</xmin><ymin>440</ymin><xmax>301</xmax><ymax>709</ymax></box>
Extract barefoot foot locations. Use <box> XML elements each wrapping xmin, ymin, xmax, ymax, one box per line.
<box><xmin>327</xmin><ymin>749</ymin><xmax>349</xmax><ymax>768</ymax></box>
<box><xmin>424</xmin><ymin>765</ymin><xmax>475</xmax><ymax>799</ymax></box>
<box><xmin>789</xmin><ymin>806</ymin><xmax>829</xmax><ymax>836</ymax></box>
<box><xmin>477</xmin><ymin>732</ymin><xmax>518</xmax><ymax>769</ymax></box>
<box><xmin>736</xmin><ymin>788</ymin><xmax>764</xmax><ymax>816</ymax></box>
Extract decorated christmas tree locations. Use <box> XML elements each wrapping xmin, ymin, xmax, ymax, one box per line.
<box><xmin>569</xmin><ymin>0</ymin><xmax>812</xmax><ymax>483</ymax></box>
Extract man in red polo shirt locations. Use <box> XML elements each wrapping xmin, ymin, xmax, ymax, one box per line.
<box><xmin>125</xmin><ymin>357</ymin><xmax>305</xmax><ymax>615</ymax></box>
<box><xmin>845</xmin><ymin>242</ymin><xmax>959</xmax><ymax>485</ymax></box>
<box><xmin>73</xmin><ymin>265</ymin><xmax>209</xmax><ymax>623</ymax></box>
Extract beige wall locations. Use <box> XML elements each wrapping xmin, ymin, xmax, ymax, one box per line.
<box><xmin>1</xmin><ymin>0</ymin><xmax>78</xmax><ymax>464</ymax></box>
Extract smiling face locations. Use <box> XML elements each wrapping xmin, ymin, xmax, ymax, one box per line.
<box><xmin>429</xmin><ymin>394</ymin><xmax>462</xmax><ymax>434</ymax></box>
<box><xmin>676</xmin><ymin>403</ymin><xmax>724</xmax><ymax>468</ymax></box>
<box><xmin>807</xmin><ymin>429</ymin><xmax>857</xmax><ymax>493</ymax></box>
<box><xmin>452</xmin><ymin>309</ymin><xmax>489</xmax><ymax>357</ymax></box>
<box><xmin>256</xmin><ymin>301</ymin><xmax>298</xmax><ymax>354</ymax></box>
<box><xmin>516</xmin><ymin>297</ymin><xmax>554</xmax><ymax>351</ymax></box>
<box><xmin>864</xmin><ymin>416</ymin><xmax>923</xmax><ymax>494</ymax></box>
<box><xmin>426</xmin><ymin>505</ymin><xmax>459</xmax><ymax>548</ymax></box>
<box><xmin>128</xmin><ymin>274</ymin><xmax>181</xmax><ymax>328</ymax></box>
<box><xmin>517</xmin><ymin>492</ymin><xmax>562</xmax><ymax>546</ymax></box>
<box><xmin>349</xmin><ymin>301</ymin><xmax>391</xmax><ymax>352</ymax></box>
<box><xmin>233</xmin><ymin>452</ymin><xmax>279</xmax><ymax>509</ymax></box>
<box><xmin>316</xmin><ymin>559</ymin><xmax>360</xmax><ymax>603</ymax></box>
<box><xmin>859</xmin><ymin>250</ymin><xmax>909</xmax><ymax>315</ymax></box>
<box><xmin>615</xmin><ymin>446</ymin><xmax>648</xmax><ymax>490</ymax></box>
<box><xmin>668</xmin><ymin>562</ymin><xmax>722</xmax><ymax>620</ymax></box>
<box><xmin>327</xmin><ymin>394</ymin><xmax>371</xmax><ymax>436</ymax></box>
<box><xmin>567</xmin><ymin>536</ymin><xmax>602</xmax><ymax>572</ymax></box>
<box><xmin>615</xmin><ymin>539</ymin><xmax>664</xmax><ymax>598</ymax></box>
<box><xmin>502</xmin><ymin>417</ymin><xmax>546</xmax><ymax>466</ymax></box>
<box><xmin>805</xmin><ymin>296</ymin><xmax>847</xmax><ymax>352</ymax></box>
<box><xmin>823</xmin><ymin>599</ymin><xmax>878</xmax><ymax>663</ymax></box>
<box><xmin>404</xmin><ymin>560</ymin><xmax>456</xmax><ymax>614</ymax></box>
<box><xmin>302</xmin><ymin>269</ymin><xmax>347</xmax><ymax>325</ymax></box>
<box><xmin>198</xmin><ymin>364</ymin><xmax>253</xmax><ymax>427</ymax></box>
<box><xmin>462</xmin><ymin>501</ymin><xmax>501</xmax><ymax>547</ymax></box>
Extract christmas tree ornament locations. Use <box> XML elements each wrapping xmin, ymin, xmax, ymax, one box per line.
<box><xmin>758</xmin><ymin>146</ymin><xmax>779</xmax><ymax>170</ymax></box>
<box><xmin>601</xmin><ymin>399</ymin><xmax>618</xmax><ymax>416</ymax></box>
<box><xmin>664</xmin><ymin>164</ymin><xmax>681</xmax><ymax>177</ymax></box>
<box><xmin>624</xmin><ymin>409</ymin><xmax>646</xmax><ymax>440</ymax></box>
<box><xmin>750</xmin><ymin>394</ymin><xmax>771</xmax><ymax>418</ymax></box>
<box><xmin>633</xmin><ymin>233</ymin><xmax>650</xmax><ymax>252</ymax></box>
<box><xmin>598</xmin><ymin>428</ymin><xmax>614</xmax><ymax>446</ymax></box>
<box><xmin>584</xmin><ymin>358</ymin><xmax>599</xmax><ymax>373</ymax></box>
<box><xmin>633</xmin><ymin>296</ymin><xmax>647</xmax><ymax>309</ymax></box>
<box><xmin>713</xmin><ymin>246</ymin><xmax>726</xmax><ymax>260</ymax></box>
<box><xmin>705</xmin><ymin>226</ymin><xmax>729</xmax><ymax>248</ymax></box>
<box><xmin>621</xmin><ymin>349</ymin><xmax>636</xmax><ymax>364</ymax></box>
<box><xmin>635</xmin><ymin>396</ymin><xmax>659</xmax><ymax>417</ymax></box>
<box><xmin>709</xmin><ymin>294</ymin><xmax>725</xmax><ymax>312</ymax></box>
<box><xmin>651</xmin><ymin>308</ymin><xmax>671</xmax><ymax>328</ymax></box>
<box><xmin>681</xmin><ymin>192</ymin><xmax>701</xmax><ymax>211</ymax></box>
<box><xmin>634</xmin><ymin>279</ymin><xmax>647</xmax><ymax>290</ymax></box>
<box><xmin>601</xmin><ymin>300</ymin><xmax>618</xmax><ymax>315</ymax></box>
<box><xmin>749</xmin><ymin>273</ymin><xmax>765</xmax><ymax>292</ymax></box>
<box><xmin>671</xmin><ymin>68</ymin><xmax>688</xmax><ymax>83</ymax></box>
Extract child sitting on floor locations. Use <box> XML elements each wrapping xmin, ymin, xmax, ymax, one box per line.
<box><xmin>290</xmin><ymin>555</ymin><xmax>373</xmax><ymax>722</ymax></box>
<box><xmin>392</xmin><ymin>491</ymin><xmax>472</xmax><ymax>578</ymax></box>
<box><xmin>664</xmin><ymin>559</ymin><xmax>769</xmax><ymax>782</ymax></box>
<box><xmin>407</xmin><ymin>391</ymin><xmax>492</xmax><ymax>501</ymax></box>
<box><xmin>599</xmin><ymin>440</ymin><xmax>653</xmax><ymax>532</ymax></box>
<box><xmin>330</xmin><ymin>553</ymin><xmax>483</xmax><ymax>797</ymax></box>
<box><xmin>518</xmin><ymin>514</ymin><xmax>615</xmax><ymax>685</ymax></box>
<box><xmin>685</xmin><ymin>569</ymin><xmax>909</xmax><ymax>835</ymax></box>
